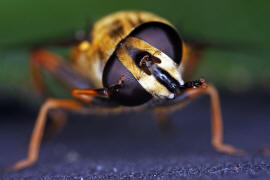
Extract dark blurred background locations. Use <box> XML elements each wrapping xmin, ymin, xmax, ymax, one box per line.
<box><xmin>0</xmin><ymin>0</ymin><xmax>270</xmax><ymax>179</ymax></box>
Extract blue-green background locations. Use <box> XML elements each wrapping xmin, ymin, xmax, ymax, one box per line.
<box><xmin>0</xmin><ymin>0</ymin><xmax>269</xmax><ymax>99</ymax></box>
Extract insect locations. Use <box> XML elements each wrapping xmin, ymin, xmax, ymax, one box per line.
<box><xmin>9</xmin><ymin>11</ymin><xmax>243</xmax><ymax>171</ymax></box>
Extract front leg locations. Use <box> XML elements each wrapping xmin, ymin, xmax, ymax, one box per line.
<box><xmin>8</xmin><ymin>99</ymin><xmax>83</xmax><ymax>171</ymax></box>
<box><xmin>159</xmin><ymin>84</ymin><xmax>244</xmax><ymax>155</ymax></box>
<box><xmin>9</xmin><ymin>85</ymin><xmax>120</xmax><ymax>171</ymax></box>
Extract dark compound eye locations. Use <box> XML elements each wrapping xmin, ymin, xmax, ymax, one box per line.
<box><xmin>102</xmin><ymin>52</ymin><xmax>152</xmax><ymax>106</ymax></box>
<box><xmin>102</xmin><ymin>22</ymin><xmax>182</xmax><ymax>106</ymax></box>
<box><xmin>129</xmin><ymin>22</ymin><xmax>183</xmax><ymax>64</ymax></box>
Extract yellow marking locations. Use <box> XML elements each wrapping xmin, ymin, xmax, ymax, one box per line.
<box><xmin>179</xmin><ymin>43</ymin><xmax>191</xmax><ymax>69</ymax></box>
<box><xmin>78</xmin><ymin>41</ymin><xmax>90</xmax><ymax>52</ymax></box>
<box><xmin>117</xmin><ymin>38</ymin><xmax>176</xmax><ymax>99</ymax></box>
<box><xmin>125</xmin><ymin>37</ymin><xmax>184</xmax><ymax>85</ymax></box>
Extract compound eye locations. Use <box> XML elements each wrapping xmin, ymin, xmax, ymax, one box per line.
<box><xmin>102</xmin><ymin>52</ymin><xmax>152</xmax><ymax>106</ymax></box>
<box><xmin>130</xmin><ymin>22</ymin><xmax>183</xmax><ymax>64</ymax></box>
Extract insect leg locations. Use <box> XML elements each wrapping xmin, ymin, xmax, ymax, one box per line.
<box><xmin>164</xmin><ymin>84</ymin><xmax>244</xmax><ymax>155</ymax></box>
<box><xmin>9</xmin><ymin>99</ymin><xmax>83</xmax><ymax>171</ymax></box>
<box><xmin>153</xmin><ymin>108</ymin><xmax>172</xmax><ymax>133</ymax></box>
<box><xmin>30</xmin><ymin>49</ymin><xmax>94</xmax><ymax>139</ymax></box>
<box><xmin>71</xmin><ymin>88</ymin><xmax>108</xmax><ymax>104</ymax></box>
<box><xmin>30</xmin><ymin>49</ymin><xmax>93</xmax><ymax>92</ymax></box>
<box><xmin>71</xmin><ymin>78</ymin><xmax>124</xmax><ymax>105</ymax></box>
<box><xmin>30</xmin><ymin>51</ymin><xmax>48</xmax><ymax>96</ymax></box>
<box><xmin>44</xmin><ymin>110</ymin><xmax>68</xmax><ymax>140</ymax></box>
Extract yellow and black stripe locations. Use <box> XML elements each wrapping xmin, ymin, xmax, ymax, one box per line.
<box><xmin>117</xmin><ymin>36</ymin><xmax>183</xmax><ymax>99</ymax></box>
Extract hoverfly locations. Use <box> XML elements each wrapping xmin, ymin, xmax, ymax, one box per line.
<box><xmin>9</xmin><ymin>11</ymin><xmax>243</xmax><ymax>171</ymax></box>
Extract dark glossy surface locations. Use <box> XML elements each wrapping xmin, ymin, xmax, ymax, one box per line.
<box><xmin>130</xmin><ymin>22</ymin><xmax>183</xmax><ymax>64</ymax></box>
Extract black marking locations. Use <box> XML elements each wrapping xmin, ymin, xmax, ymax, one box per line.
<box><xmin>97</xmin><ymin>49</ymin><xmax>106</xmax><ymax>60</ymax></box>
<box><xmin>108</xmin><ymin>20</ymin><xmax>124</xmax><ymax>39</ymax></box>
<box><xmin>123</xmin><ymin>45</ymin><xmax>163</xmax><ymax>76</ymax></box>
<box><xmin>127</xmin><ymin>17</ymin><xmax>136</xmax><ymax>27</ymax></box>
<box><xmin>179</xmin><ymin>79</ymin><xmax>203</xmax><ymax>89</ymax></box>
<box><xmin>153</xmin><ymin>67</ymin><xmax>180</xmax><ymax>93</ymax></box>
<box><xmin>126</xmin><ymin>46</ymin><xmax>149</xmax><ymax>65</ymax></box>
